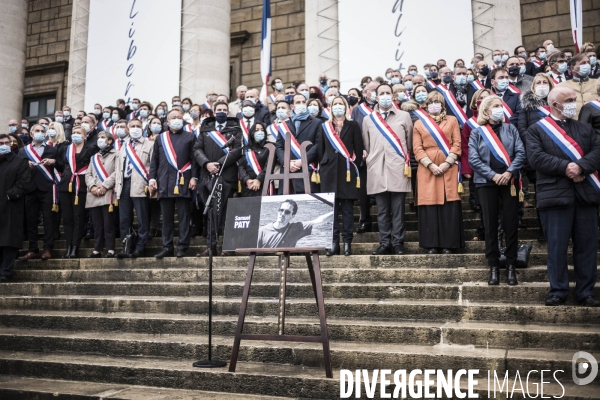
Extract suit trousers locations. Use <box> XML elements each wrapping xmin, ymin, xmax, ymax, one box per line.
<box><xmin>333</xmin><ymin>199</ymin><xmax>354</xmax><ymax>244</ymax></box>
<box><xmin>90</xmin><ymin>205</ymin><xmax>115</xmax><ymax>252</ymax></box>
<box><xmin>25</xmin><ymin>189</ymin><xmax>55</xmax><ymax>252</ymax></box>
<box><xmin>359</xmin><ymin>164</ymin><xmax>372</xmax><ymax>223</ymax></box>
<box><xmin>160</xmin><ymin>197</ymin><xmax>191</xmax><ymax>252</ymax></box>
<box><xmin>119</xmin><ymin>179</ymin><xmax>150</xmax><ymax>252</ymax></box>
<box><xmin>0</xmin><ymin>247</ymin><xmax>19</xmax><ymax>277</ymax></box>
<box><xmin>206</xmin><ymin>187</ymin><xmax>234</xmax><ymax>249</ymax></box>
<box><xmin>375</xmin><ymin>192</ymin><xmax>406</xmax><ymax>247</ymax></box>
<box><xmin>478</xmin><ymin>185</ymin><xmax>519</xmax><ymax>266</ymax></box>
<box><xmin>540</xmin><ymin>204</ymin><xmax>598</xmax><ymax>301</ymax></box>
<box><xmin>60</xmin><ymin>191</ymin><xmax>87</xmax><ymax>247</ymax></box>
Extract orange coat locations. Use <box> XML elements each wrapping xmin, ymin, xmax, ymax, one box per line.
<box><xmin>413</xmin><ymin>116</ymin><xmax>462</xmax><ymax>206</ymax></box>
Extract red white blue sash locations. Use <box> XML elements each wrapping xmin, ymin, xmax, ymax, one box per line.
<box><xmin>368</xmin><ymin>111</ymin><xmax>409</xmax><ymax>164</ymax></box>
<box><xmin>477</xmin><ymin>124</ymin><xmax>512</xmax><ymax>167</ymax></box>
<box><xmin>537</xmin><ymin>117</ymin><xmax>600</xmax><ymax>193</ymax></box>
<box><xmin>92</xmin><ymin>154</ymin><xmax>110</xmax><ymax>183</ymax></box>
<box><xmin>589</xmin><ymin>100</ymin><xmax>600</xmax><ymax>112</ymax></box>
<box><xmin>127</xmin><ymin>111</ymin><xmax>136</xmax><ymax>121</ymax></box>
<box><xmin>536</xmin><ymin>106</ymin><xmax>551</xmax><ymax>118</ymax></box>
<box><xmin>125</xmin><ymin>142</ymin><xmax>149</xmax><ymax>182</ymax></box>
<box><xmin>533</xmin><ymin>59</ymin><xmax>543</xmax><ymax>68</ymax></box>
<box><xmin>24</xmin><ymin>144</ymin><xmax>59</xmax><ymax>207</ymax></box>
<box><xmin>206</xmin><ymin>130</ymin><xmax>230</xmax><ymax>154</ymax></box>
<box><xmin>495</xmin><ymin>95</ymin><xmax>514</xmax><ymax>120</ymax></box>
<box><xmin>278</xmin><ymin>123</ymin><xmax>302</xmax><ymax>159</ymax></box>
<box><xmin>507</xmin><ymin>84</ymin><xmax>521</xmax><ymax>95</ymax></box>
<box><xmin>99</xmin><ymin>119</ymin><xmax>111</xmax><ymax>132</ymax></box>
<box><xmin>114</xmin><ymin>137</ymin><xmax>126</xmax><ymax>151</ymax></box>
<box><xmin>268</xmin><ymin>94</ymin><xmax>276</xmax><ymax>104</ymax></box>
<box><xmin>239</xmin><ymin>118</ymin><xmax>250</xmax><ymax>146</ymax></box>
<box><xmin>66</xmin><ymin>144</ymin><xmax>88</xmax><ymax>196</ymax></box>
<box><xmin>322</xmin><ymin>122</ymin><xmax>359</xmax><ymax>183</ymax></box>
<box><xmin>267</xmin><ymin>123</ymin><xmax>279</xmax><ymax>140</ymax></box>
<box><xmin>466</xmin><ymin>117</ymin><xmax>480</xmax><ymax>131</ymax></box>
<box><xmin>160</xmin><ymin>132</ymin><xmax>192</xmax><ymax>179</ymax></box>
<box><xmin>202</xmin><ymin>102</ymin><xmax>212</xmax><ymax>110</ymax></box>
<box><xmin>549</xmin><ymin>75</ymin><xmax>560</xmax><ymax>85</ymax></box>
<box><xmin>470</xmin><ymin>80</ymin><xmax>484</xmax><ymax>91</ymax></box>
<box><xmin>413</xmin><ymin>109</ymin><xmax>451</xmax><ymax>156</ymax></box>
<box><xmin>426</xmin><ymin>80</ymin><xmax>438</xmax><ymax>90</ymax></box>
<box><xmin>322</xmin><ymin>107</ymin><xmax>331</xmax><ymax>119</ymax></box>
<box><xmin>357</xmin><ymin>103</ymin><xmax>373</xmax><ymax>117</ymax></box>
<box><xmin>436</xmin><ymin>84</ymin><xmax>468</xmax><ymax>127</ymax></box>
<box><xmin>245</xmin><ymin>149</ymin><xmax>262</xmax><ymax>176</ymax></box>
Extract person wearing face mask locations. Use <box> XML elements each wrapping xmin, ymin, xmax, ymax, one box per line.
<box><xmin>113</xmin><ymin>119</ymin><xmax>154</xmax><ymax>258</ymax></box>
<box><xmin>392</xmin><ymin>84</ymin><xmax>408</xmax><ymax>108</ymax></box>
<box><xmin>238</xmin><ymin>99</ymin><xmax>258</xmax><ymax>138</ymax></box>
<box><xmin>84</xmin><ymin>131</ymin><xmax>117</xmax><ymax>258</ymax></box>
<box><xmin>148</xmin><ymin>110</ymin><xmax>199</xmax><ymax>259</ymax></box>
<box><xmin>491</xmin><ymin>50</ymin><xmax>506</xmax><ymax>69</ymax></box>
<box><xmin>318</xmin><ymin>73</ymin><xmax>329</xmax><ymax>93</ymax></box>
<box><xmin>59</xmin><ymin>126</ymin><xmax>99</xmax><ymax>258</ymax></box>
<box><xmin>137</xmin><ymin>103</ymin><xmax>152</xmax><ymax>130</ymax></box>
<box><xmin>505</xmin><ymin>56</ymin><xmax>534</xmax><ymax>93</ymax></box>
<box><xmin>228</xmin><ymin>85</ymin><xmax>247</xmax><ymax>117</ymax></box>
<box><xmin>93</xmin><ymin>104</ymin><xmax>103</xmax><ymax>119</ymax></box>
<box><xmin>145</xmin><ymin>117</ymin><xmax>164</xmax><ymax>238</ymax></box>
<box><xmin>237</xmin><ymin>89</ymin><xmax>271</xmax><ymax>126</ymax></box>
<box><xmin>433</xmin><ymin>67</ymin><xmax>469</xmax><ymax>128</ymax></box>
<box><xmin>490</xmin><ymin>68</ymin><xmax>522</xmax><ymax>125</ymax></box>
<box><xmin>323</xmin><ymin>87</ymin><xmax>339</xmax><ymax>118</ymax></box>
<box><xmin>346</xmin><ymin>88</ymin><xmax>362</xmax><ymax>113</ymax></box>
<box><xmin>560</xmin><ymin>54</ymin><xmax>598</xmax><ymax>119</ymax></box>
<box><xmin>412</xmin><ymin>92</ymin><xmax>464</xmax><ymax>255</ymax></box>
<box><xmin>0</xmin><ymin>133</ymin><xmax>30</xmax><ymax>282</ymax></box>
<box><xmin>271</xmin><ymin>101</ymin><xmax>291</xmax><ymax>138</ymax></box>
<box><xmin>184</xmin><ymin>104</ymin><xmax>203</xmax><ymax>139</ymax></box>
<box><xmin>428</xmin><ymin>65</ymin><xmax>440</xmax><ymax>85</ymax></box>
<box><xmin>127</xmin><ymin>98</ymin><xmax>141</xmax><ymax>121</ymax></box>
<box><xmin>238</xmin><ymin>122</ymin><xmax>270</xmax><ymax>198</ymax></box>
<box><xmin>60</xmin><ymin>107</ymin><xmax>74</xmax><ymax>138</ymax></box>
<box><xmin>361</xmin><ymin>83</ymin><xmax>413</xmax><ymax>255</ymax></box>
<box><xmin>46</xmin><ymin>122</ymin><xmax>67</xmax><ymax>151</ymax></box>
<box><xmin>526</xmin><ymin>86</ymin><xmax>600</xmax><ymax>307</ymax></box>
<box><xmin>469</xmin><ymin>96</ymin><xmax>525</xmax><ymax>287</ymax></box>
<box><xmin>8</xmin><ymin>120</ymin><xmax>19</xmax><ymax>135</ymax></box>
<box><xmin>306</xmin><ymin>98</ymin><xmax>325</xmax><ymax>122</ymax></box>
<box><xmin>578</xmin><ymin>79</ymin><xmax>600</xmax><ymax>135</ymax></box>
<box><xmin>514</xmin><ymin>45</ymin><xmax>537</xmax><ymax>76</ymax></box>
<box><xmin>154</xmin><ymin>104</ymin><xmax>167</xmax><ymax>125</ymax></box>
<box><xmin>275</xmin><ymin>93</ymin><xmax>322</xmax><ymax>195</ymax></box>
<box><xmin>402</xmin><ymin>84</ymin><xmax>428</xmax><ymax>119</ymax></box>
<box><xmin>267</xmin><ymin>77</ymin><xmax>285</xmax><ymax>112</ymax></box>
<box><xmin>16</xmin><ymin>124</ymin><xmax>64</xmax><ymax>262</ymax></box>
<box><xmin>533</xmin><ymin>46</ymin><xmax>548</xmax><ymax>74</ymax></box>
<box><xmin>317</xmin><ymin>96</ymin><xmax>364</xmax><ymax>256</ymax></box>
<box><xmin>113</xmin><ymin>119</ymin><xmax>130</xmax><ymax>152</ymax></box>
<box><xmin>80</xmin><ymin>115</ymin><xmax>99</xmax><ymax>148</ymax></box>
<box><xmin>98</xmin><ymin>107</ymin><xmax>113</xmax><ymax>132</ymax></box>
<box><xmin>584</xmin><ymin>50</ymin><xmax>599</xmax><ymax>79</ymax></box>
<box><xmin>546</xmin><ymin>52</ymin><xmax>571</xmax><ymax>85</ymax></box>
<box><xmin>193</xmin><ymin>102</ymin><xmax>241</xmax><ymax>256</ymax></box>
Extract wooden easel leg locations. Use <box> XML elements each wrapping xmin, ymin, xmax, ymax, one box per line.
<box><xmin>305</xmin><ymin>253</ymin><xmax>318</xmax><ymax>305</ymax></box>
<box><xmin>278</xmin><ymin>252</ymin><xmax>290</xmax><ymax>335</ymax></box>
<box><xmin>311</xmin><ymin>251</ymin><xmax>333</xmax><ymax>378</ymax></box>
<box><xmin>229</xmin><ymin>252</ymin><xmax>257</xmax><ymax>372</ymax></box>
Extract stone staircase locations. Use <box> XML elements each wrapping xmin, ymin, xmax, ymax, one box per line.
<box><xmin>0</xmin><ymin>188</ymin><xmax>598</xmax><ymax>399</ymax></box>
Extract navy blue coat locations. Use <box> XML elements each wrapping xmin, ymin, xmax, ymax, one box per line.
<box><xmin>494</xmin><ymin>88</ymin><xmax>521</xmax><ymax>126</ymax></box>
<box><xmin>18</xmin><ymin>144</ymin><xmax>64</xmax><ymax>194</ymax></box>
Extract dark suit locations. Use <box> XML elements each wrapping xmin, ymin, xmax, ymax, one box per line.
<box><xmin>276</xmin><ymin>117</ymin><xmax>321</xmax><ymax>194</ymax></box>
<box><xmin>524</xmin><ymin>62</ymin><xmax>536</xmax><ymax>77</ymax></box>
<box><xmin>149</xmin><ymin>129</ymin><xmax>199</xmax><ymax>253</ymax></box>
<box><xmin>19</xmin><ymin>144</ymin><xmax>64</xmax><ymax>253</ymax></box>
<box><xmin>493</xmin><ymin>88</ymin><xmax>521</xmax><ymax>126</ymax></box>
<box><xmin>237</xmin><ymin>103</ymin><xmax>271</xmax><ymax>126</ymax></box>
<box><xmin>351</xmin><ymin>101</ymin><xmax>377</xmax><ymax>225</ymax></box>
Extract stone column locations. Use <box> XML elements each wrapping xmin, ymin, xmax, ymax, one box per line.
<box><xmin>66</xmin><ymin>0</ymin><xmax>90</xmax><ymax>112</ymax></box>
<box><xmin>304</xmin><ymin>0</ymin><xmax>339</xmax><ymax>87</ymax></box>
<box><xmin>0</xmin><ymin>0</ymin><xmax>28</xmax><ymax>124</ymax></box>
<box><xmin>472</xmin><ymin>0</ymin><xmax>522</xmax><ymax>61</ymax></box>
<box><xmin>180</xmin><ymin>0</ymin><xmax>231</xmax><ymax>102</ymax></box>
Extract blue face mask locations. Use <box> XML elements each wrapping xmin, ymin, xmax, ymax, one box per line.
<box><xmin>519</xmin><ymin>65</ymin><xmax>526</xmax><ymax>75</ymax></box>
<box><xmin>590</xmin><ymin>56</ymin><xmax>597</xmax><ymax>66</ymax></box>
<box><xmin>578</xmin><ymin>64</ymin><xmax>591</xmax><ymax>77</ymax></box>
<box><xmin>415</xmin><ymin>92</ymin><xmax>428</xmax><ymax>103</ymax></box>
<box><xmin>33</xmin><ymin>132</ymin><xmax>46</xmax><ymax>143</ymax></box>
<box><xmin>0</xmin><ymin>145</ymin><xmax>10</xmax><ymax>155</ymax></box>
<box><xmin>9</xmin><ymin>126</ymin><xmax>17</xmax><ymax>133</ymax></box>
<box><xmin>276</xmin><ymin>109</ymin><xmax>288</xmax><ymax>120</ymax></box>
<box><xmin>557</xmin><ymin>62</ymin><xmax>568</xmax><ymax>74</ymax></box>
<box><xmin>254</xmin><ymin>131</ymin><xmax>265</xmax><ymax>142</ymax></box>
<box><xmin>467</xmin><ymin>75</ymin><xmax>475</xmax><ymax>83</ymax></box>
<box><xmin>496</xmin><ymin>79</ymin><xmax>509</xmax><ymax>91</ymax></box>
<box><xmin>111</xmin><ymin>114</ymin><xmax>119</xmax><ymax>122</ymax></box>
<box><xmin>150</xmin><ymin>124</ymin><xmax>162</xmax><ymax>134</ymax></box>
<box><xmin>215</xmin><ymin>112</ymin><xmax>228</xmax><ymax>124</ymax></box>
<box><xmin>140</xmin><ymin>110</ymin><xmax>149</xmax><ymax>118</ymax></box>
<box><xmin>410</xmin><ymin>70</ymin><xmax>417</xmax><ymax>76</ymax></box>
<box><xmin>455</xmin><ymin>75</ymin><xmax>467</xmax><ymax>85</ymax></box>
<box><xmin>71</xmin><ymin>134</ymin><xmax>83</xmax><ymax>144</ymax></box>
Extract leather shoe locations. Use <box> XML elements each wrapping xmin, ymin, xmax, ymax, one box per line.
<box><xmin>18</xmin><ymin>252</ymin><xmax>41</xmax><ymax>261</ymax></box>
<box><xmin>442</xmin><ymin>248</ymin><xmax>453</xmax><ymax>255</ymax></box>
<box><xmin>41</xmin><ymin>250</ymin><xmax>52</xmax><ymax>260</ymax></box>
<box><xmin>176</xmin><ymin>250</ymin><xmax>186</xmax><ymax>258</ymax></box>
<box><xmin>357</xmin><ymin>222</ymin><xmax>372</xmax><ymax>234</ymax></box>
<box><xmin>579</xmin><ymin>296</ymin><xmax>600</xmax><ymax>307</ymax></box>
<box><xmin>326</xmin><ymin>243</ymin><xmax>340</xmax><ymax>257</ymax></box>
<box><xmin>116</xmin><ymin>251</ymin><xmax>130</xmax><ymax>259</ymax></box>
<box><xmin>131</xmin><ymin>250</ymin><xmax>142</xmax><ymax>258</ymax></box>
<box><xmin>344</xmin><ymin>243</ymin><xmax>352</xmax><ymax>256</ymax></box>
<box><xmin>0</xmin><ymin>275</ymin><xmax>10</xmax><ymax>282</ymax></box>
<box><xmin>196</xmin><ymin>247</ymin><xmax>216</xmax><ymax>257</ymax></box>
<box><xmin>488</xmin><ymin>266</ymin><xmax>499</xmax><ymax>285</ymax></box>
<box><xmin>372</xmin><ymin>244</ymin><xmax>392</xmax><ymax>255</ymax></box>
<box><xmin>69</xmin><ymin>246</ymin><xmax>78</xmax><ymax>258</ymax></box>
<box><xmin>394</xmin><ymin>245</ymin><xmax>405</xmax><ymax>255</ymax></box>
<box><xmin>220</xmin><ymin>251</ymin><xmax>233</xmax><ymax>256</ymax></box>
<box><xmin>507</xmin><ymin>263</ymin><xmax>518</xmax><ymax>286</ymax></box>
<box><xmin>427</xmin><ymin>248</ymin><xmax>438</xmax><ymax>254</ymax></box>
<box><xmin>105</xmin><ymin>251</ymin><xmax>115</xmax><ymax>258</ymax></box>
<box><xmin>88</xmin><ymin>252</ymin><xmax>101</xmax><ymax>258</ymax></box>
<box><xmin>545</xmin><ymin>295</ymin><xmax>566</xmax><ymax>306</ymax></box>
<box><xmin>63</xmin><ymin>246</ymin><xmax>72</xmax><ymax>259</ymax></box>
<box><xmin>155</xmin><ymin>249</ymin><xmax>174</xmax><ymax>259</ymax></box>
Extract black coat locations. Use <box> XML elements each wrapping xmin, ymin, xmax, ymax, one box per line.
<box><xmin>238</xmin><ymin>142</ymin><xmax>269</xmax><ymax>197</ymax></box>
<box><xmin>59</xmin><ymin>144</ymin><xmax>98</xmax><ymax>193</ymax></box>
<box><xmin>465</xmin><ymin>78</ymin><xmax>492</xmax><ymax>118</ymax></box>
<box><xmin>62</xmin><ymin>116</ymin><xmax>74</xmax><ymax>139</ymax></box>
<box><xmin>518</xmin><ymin>91</ymin><xmax>549</xmax><ymax>170</ymax></box>
<box><xmin>149</xmin><ymin>129</ymin><xmax>199</xmax><ymax>199</ymax></box>
<box><xmin>86</xmin><ymin>128</ymin><xmax>99</xmax><ymax>147</ymax></box>
<box><xmin>276</xmin><ymin>117</ymin><xmax>321</xmax><ymax>193</ymax></box>
<box><xmin>526</xmin><ymin>118</ymin><xmax>600</xmax><ymax>209</ymax></box>
<box><xmin>524</xmin><ymin>62</ymin><xmax>537</xmax><ymax>77</ymax></box>
<box><xmin>578</xmin><ymin>102</ymin><xmax>600</xmax><ymax>135</ymax></box>
<box><xmin>494</xmin><ymin>88</ymin><xmax>521</xmax><ymax>126</ymax></box>
<box><xmin>237</xmin><ymin>103</ymin><xmax>271</xmax><ymax>126</ymax></box>
<box><xmin>0</xmin><ymin>153</ymin><xmax>30</xmax><ymax>248</ymax></box>
<box><xmin>317</xmin><ymin>119</ymin><xmax>364</xmax><ymax>200</ymax></box>
<box><xmin>18</xmin><ymin>144</ymin><xmax>64</xmax><ymax>193</ymax></box>
<box><xmin>194</xmin><ymin>117</ymin><xmax>242</xmax><ymax>184</ymax></box>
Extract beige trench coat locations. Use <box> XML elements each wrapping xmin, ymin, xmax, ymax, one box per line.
<box><xmin>361</xmin><ymin>106</ymin><xmax>414</xmax><ymax>194</ymax></box>
<box><xmin>115</xmin><ymin>136</ymin><xmax>154</xmax><ymax>199</ymax></box>
<box><xmin>85</xmin><ymin>149</ymin><xmax>117</xmax><ymax>208</ymax></box>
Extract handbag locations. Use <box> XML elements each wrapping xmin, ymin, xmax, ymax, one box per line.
<box><xmin>499</xmin><ymin>243</ymin><xmax>532</xmax><ymax>268</ymax></box>
<box><xmin>122</xmin><ymin>228</ymin><xmax>139</xmax><ymax>255</ymax></box>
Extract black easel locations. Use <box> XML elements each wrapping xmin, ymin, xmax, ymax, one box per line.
<box><xmin>192</xmin><ymin>147</ymin><xmax>230</xmax><ymax>369</ymax></box>
<box><xmin>228</xmin><ymin>132</ymin><xmax>333</xmax><ymax>378</ymax></box>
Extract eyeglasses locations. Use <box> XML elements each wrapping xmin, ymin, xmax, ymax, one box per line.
<box><xmin>278</xmin><ymin>209</ymin><xmax>292</xmax><ymax>215</ymax></box>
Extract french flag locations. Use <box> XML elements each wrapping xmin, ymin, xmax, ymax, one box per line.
<box><xmin>570</xmin><ymin>0</ymin><xmax>582</xmax><ymax>53</ymax></box>
<box><xmin>259</xmin><ymin>0</ymin><xmax>272</xmax><ymax>102</ymax></box>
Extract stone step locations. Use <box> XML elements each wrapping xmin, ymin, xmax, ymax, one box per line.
<box><xmin>1</xmin><ymin>295</ymin><xmax>598</xmax><ymax>324</ymax></box>
<box><xmin>10</xmin><ymin>265</ymin><xmax>569</xmax><ymax>284</ymax></box>
<box><xmin>0</xmin><ymin>351</ymin><xmax>595</xmax><ymax>400</ymax></box>
<box><xmin>2</xmin><ymin>281</ymin><xmax>597</xmax><ymax>303</ymax></box>
<box><xmin>13</xmin><ymin>252</ymin><xmax>585</xmax><ymax>271</ymax></box>
<box><xmin>0</xmin><ymin>310</ymin><xmax>597</xmax><ymax>351</ymax></box>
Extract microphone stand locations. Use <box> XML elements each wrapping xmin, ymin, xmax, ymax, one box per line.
<box><xmin>193</xmin><ymin>144</ymin><xmax>231</xmax><ymax>369</ymax></box>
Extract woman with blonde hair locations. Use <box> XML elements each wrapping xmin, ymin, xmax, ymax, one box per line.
<box><xmin>413</xmin><ymin>91</ymin><xmax>464</xmax><ymax>255</ymax></box>
<box><xmin>392</xmin><ymin>84</ymin><xmax>408</xmax><ymax>108</ymax></box>
<box><xmin>468</xmin><ymin>95</ymin><xmax>525</xmax><ymax>286</ymax></box>
<box><xmin>47</xmin><ymin>121</ymin><xmax>68</xmax><ymax>151</ymax></box>
<box><xmin>517</xmin><ymin>73</ymin><xmax>555</xmax><ymax>139</ymax></box>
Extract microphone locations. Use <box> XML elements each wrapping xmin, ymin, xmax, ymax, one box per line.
<box><xmin>221</xmin><ymin>136</ymin><xmax>235</xmax><ymax>149</ymax></box>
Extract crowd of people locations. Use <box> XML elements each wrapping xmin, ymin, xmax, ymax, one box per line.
<box><xmin>1</xmin><ymin>39</ymin><xmax>599</xmax><ymax>307</ymax></box>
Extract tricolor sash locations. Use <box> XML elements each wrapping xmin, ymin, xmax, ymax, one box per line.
<box><xmin>114</xmin><ymin>138</ymin><xmax>126</xmax><ymax>151</ymax></box>
<box><xmin>268</xmin><ymin>94</ymin><xmax>276</xmax><ymax>104</ymax></box>
<box><xmin>368</xmin><ymin>111</ymin><xmax>410</xmax><ymax>176</ymax></box>
<box><xmin>239</xmin><ymin>118</ymin><xmax>250</xmax><ymax>146</ymax></box>
<box><xmin>65</xmin><ymin>144</ymin><xmax>88</xmax><ymax>205</ymax></box>
<box><xmin>125</xmin><ymin>142</ymin><xmax>149</xmax><ymax>183</ymax></box>
<box><xmin>589</xmin><ymin>100</ymin><xmax>600</xmax><ymax>112</ymax></box>
<box><xmin>470</xmin><ymin>80</ymin><xmax>484</xmax><ymax>91</ymax></box>
<box><xmin>278</xmin><ymin>122</ymin><xmax>320</xmax><ymax>182</ymax></box>
<box><xmin>321</xmin><ymin>107</ymin><xmax>331</xmax><ymax>120</ymax></box>
<box><xmin>160</xmin><ymin>132</ymin><xmax>192</xmax><ymax>194</ymax></box>
<box><xmin>127</xmin><ymin>111</ymin><xmax>136</xmax><ymax>121</ymax></box>
<box><xmin>549</xmin><ymin>75</ymin><xmax>560</xmax><ymax>85</ymax></box>
<box><xmin>322</xmin><ymin>122</ymin><xmax>360</xmax><ymax>188</ymax></box>
<box><xmin>357</xmin><ymin>103</ymin><xmax>373</xmax><ymax>117</ymax></box>
<box><xmin>533</xmin><ymin>59</ymin><xmax>543</xmax><ymax>68</ymax></box>
<box><xmin>24</xmin><ymin>144</ymin><xmax>59</xmax><ymax>211</ymax></box>
<box><xmin>92</xmin><ymin>153</ymin><xmax>116</xmax><ymax>211</ymax></box>
<box><xmin>245</xmin><ymin>149</ymin><xmax>262</xmax><ymax>176</ymax></box>
<box><xmin>426</xmin><ymin>80</ymin><xmax>438</xmax><ymax>90</ymax></box>
<box><xmin>466</xmin><ymin>117</ymin><xmax>480</xmax><ymax>131</ymax></box>
<box><xmin>435</xmin><ymin>84</ymin><xmax>468</xmax><ymax>127</ymax></box>
<box><xmin>207</xmin><ymin>130</ymin><xmax>230</xmax><ymax>154</ymax></box>
<box><xmin>495</xmin><ymin>96</ymin><xmax>514</xmax><ymax>120</ymax></box>
<box><xmin>99</xmin><ymin>119</ymin><xmax>111</xmax><ymax>132</ymax></box>
<box><xmin>267</xmin><ymin>123</ymin><xmax>280</xmax><ymax>140</ymax></box>
<box><xmin>203</xmin><ymin>102</ymin><xmax>212</xmax><ymax>110</ymax></box>
<box><xmin>184</xmin><ymin>123</ymin><xmax>200</xmax><ymax>138</ymax></box>
<box><xmin>537</xmin><ymin>117</ymin><xmax>600</xmax><ymax>193</ymax></box>
<box><xmin>507</xmin><ymin>84</ymin><xmax>521</xmax><ymax>95</ymax></box>
<box><xmin>536</xmin><ymin>106</ymin><xmax>551</xmax><ymax>118</ymax></box>
<box><xmin>477</xmin><ymin>124</ymin><xmax>522</xmax><ymax>197</ymax></box>
<box><xmin>413</xmin><ymin>109</ymin><xmax>451</xmax><ymax>156</ymax></box>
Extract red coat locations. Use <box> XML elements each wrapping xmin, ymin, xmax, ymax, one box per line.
<box><xmin>460</xmin><ymin>123</ymin><xmax>474</xmax><ymax>176</ymax></box>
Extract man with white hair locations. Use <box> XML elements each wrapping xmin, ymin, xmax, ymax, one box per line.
<box><xmin>236</xmin><ymin>89</ymin><xmax>271</xmax><ymax>125</ymax></box>
<box><xmin>526</xmin><ymin>86</ymin><xmax>600</xmax><ymax>307</ymax></box>
<box><xmin>228</xmin><ymin>85</ymin><xmax>247</xmax><ymax>117</ymax></box>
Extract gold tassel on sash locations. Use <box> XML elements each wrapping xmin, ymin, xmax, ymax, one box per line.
<box><xmin>113</xmin><ymin>199</ymin><xmax>118</xmax><ymax>207</ymax></box>
<box><xmin>519</xmin><ymin>190</ymin><xmax>524</xmax><ymax>202</ymax></box>
<box><xmin>316</xmin><ymin>171</ymin><xmax>321</xmax><ymax>184</ymax></box>
<box><xmin>346</xmin><ymin>170</ymin><xmax>350</xmax><ymax>182</ymax></box>
<box><xmin>74</xmin><ymin>195</ymin><xmax>79</xmax><ymax>205</ymax></box>
<box><xmin>108</xmin><ymin>204</ymin><xmax>113</xmax><ymax>212</ymax></box>
<box><xmin>356</xmin><ymin>176</ymin><xmax>361</xmax><ymax>189</ymax></box>
<box><xmin>174</xmin><ymin>186</ymin><xmax>180</xmax><ymax>195</ymax></box>
<box><xmin>52</xmin><ymin>204</ymin><xmax>59</xmax><ymax>212</ymax></box>
<box><xmin>179</xmin><ymin>175</ymin><xmax>185</xmax><ymax>185</ymax></box>
<box><xmin>144</xmin><ymin>186</ymin><xmax>148</xmax><ymax>194</ymax></box>
<box><xmin>510</xmin><ymin>184</ymin><xmax>516</xmax><ymax>197</ymax></box>
<box><xmin>68</xmin><ymin>182</ymin><xmax>73</xmax><ymax>192</ymax></box>
<box><xmin>458</xmin><ymin>182</ymin><xmax>464</xmax><ymax>194</ymax></box>
<box><xmin>311</xmin><ymin>171</ymin><xmax>317</xmax><ymax>183</ymax></box>
<box><xmin>238</xmin><ymin>179</ymin><xmax>242</xmax><ymax>193</ymax></box>
<box><xmin>404</xmin><ymin>164</ymin><xmax>411</xmax><ymax>178</ymax></box>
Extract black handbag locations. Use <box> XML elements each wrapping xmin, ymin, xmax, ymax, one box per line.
<box><xmin>122</xmin><ymin>228</ymin><xmax>139</xmax><ymax>255</ymax></box>
<box><xmin>499</xmin><ymin>243</ymin><xmax>532</xmax><ymax>268</ymax></box>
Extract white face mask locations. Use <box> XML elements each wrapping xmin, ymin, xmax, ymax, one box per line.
<box><xmin>327</xmin><ymin>96</ymin><xmax>335</xmax><ymax>105</ymax></box>
<box><xmin>129</xmin><ymin>127</ymin><xmax>143</xmax><ymax>139</ymax></box>
<box><xmin>332</xmin><ymin>104</ymin><xmax>345</xmax><ymax>117</ymax></box>
<box><xmin>294</xmin><ymin>104</ymin><xmax>307</xmax><ymax>114</ymax></box>
<box><xmin>245</xmin><ymin>97</ymin><xmax>256</xmax><ymax>104</ymax></box>
<box><xmin>559</xmin><ymin>102</ymin><xmax>577</xmax><ymax>119</ymax></box>
<box><xmin>242</xmin><ymin>106</ymin><xmax>255</xmax><ymax>118</ymax></box>
<box><xmin>275</xmin><ymin>82</ymin><xmax>283</xmax><ymax>91</ymax></box>
<box><xmin>490</xmin><ymin>107</ymin><xmax>505</xmax><ymax>122</ymax></box>
<box><xmin>47</xmin><ymin>129</ymin><xmax>57</xmax><ymax>138</ymax></box>
<box><xmin>116</xmin><ymin>128</ymin><xmax>127</xmax><ymax>138</ymax></box>
<box><xmin>534</xmin><ymin>85</ymin><xmax>549</xmax><ymax>97</ymax></box>
<box><xmin>81</xmin><ymin>123</ymin><xmax>91</xmax><ymax>133</ymax></box>
<box><xmin>307</xmin><ymin>105</ymin><xmax>319</xmax><ymax>116</ymax></box>
<box><xmin>97</xmin><ymin>138</ymin><xmax>107</xmax><ymax>149</ymax></box>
